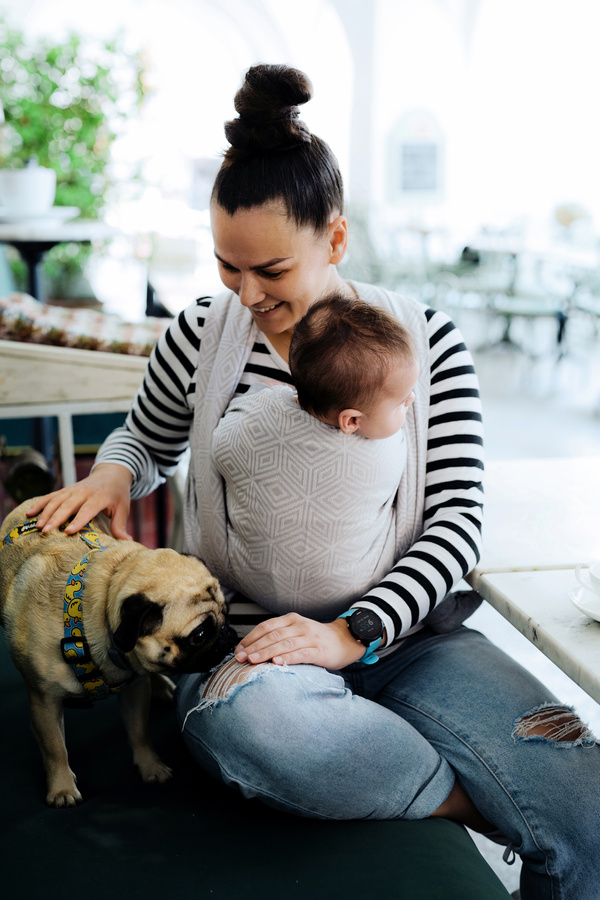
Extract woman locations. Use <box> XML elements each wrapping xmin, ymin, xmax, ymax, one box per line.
<box><xmin>29</xmin><ymin>65</ymin><xmax>599</xmax><ymax>898</ymax></box>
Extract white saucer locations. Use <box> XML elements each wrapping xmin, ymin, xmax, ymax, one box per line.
<box><xmin>569</xmin><ymin>585</ymin><xmax>600</xmax><ymax>623</ymax></box>
<box><xmin>0</xmin><ymin>206</ymin><xmax>80</xmax><ymax>224</ymax></box>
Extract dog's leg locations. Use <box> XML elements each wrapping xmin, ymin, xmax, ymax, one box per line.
<box><xmin>149</xmin><ymin>672</ymin><xmax>176</xmax><ymax>706</ymax></box>
<box><xmin>27</xmin><ymin>689</ymin><xmax>83</xmax><ymax>807</ymax></box>
<box><xmin>118</xmin><ymin>677</ymin><xmax>173</xmax><ymax>783</ymax></box>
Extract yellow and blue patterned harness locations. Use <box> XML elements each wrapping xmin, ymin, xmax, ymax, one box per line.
<box><xmin>1</xmin><ymin>518</ymin><xmax>135</xmax><ymax>703</ymax></box>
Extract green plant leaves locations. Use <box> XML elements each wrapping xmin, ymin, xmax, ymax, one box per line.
<box><xmin>0</xmin><ymin>18</ymin><xmax>148</xmax><ymax>295</ymax></box>
<box><xmin>0</xmin><ymin>19</ymin><xmax>146</xmax><ymax>220</ymax></box>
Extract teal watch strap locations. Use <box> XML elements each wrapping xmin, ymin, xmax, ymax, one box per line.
<box><xmin>337</xmin><ymin>609</ymin><xmax>382</xmax><ymax>665</ymax></box>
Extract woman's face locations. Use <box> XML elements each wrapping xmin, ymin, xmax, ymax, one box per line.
<box><xmin>210</xmin><ymin>201</ymin><xmax>348</xmax><ymax>354</ymax></box>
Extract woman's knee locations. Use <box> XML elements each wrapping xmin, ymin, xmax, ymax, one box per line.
<box><xmin>175</xmin><ymin>658</ymin><xmax>455</xmax><ymax>821</ymax></box>
<box><xmin>177</xmin><ymin>659</ymin><xmax>343</xmax><ymax>754</ymax></box>
<box><xmin>176</xmin><ymin>660</ymin><xmax>355</xmax><ymax>815</ymax></box>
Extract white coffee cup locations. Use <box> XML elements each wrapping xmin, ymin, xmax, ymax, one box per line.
<box><xmin>575</xmin><ymin>561</ymin><xmax>600</xmax><ymax>597</ymax></box>
<box><xmin>0</xmin><ymin>164</ymin><xmax>57</xmax><ymax>216</ymax></box>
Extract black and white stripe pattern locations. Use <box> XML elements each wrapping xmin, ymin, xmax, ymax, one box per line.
<box><xmin>360</xmin><ymin>307</ymin><xmax>483</xmax><ymax>645</ymax></box>
<box><xmin>96</xmin><ymin>296</ymin><xmax>484</xmax><ymax>644</ymax></box>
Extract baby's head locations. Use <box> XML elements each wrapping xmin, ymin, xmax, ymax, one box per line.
<box><xmin>289</xmin><ymin>293</ymin><xmax>419</xmax><ymax>439</ymax></box>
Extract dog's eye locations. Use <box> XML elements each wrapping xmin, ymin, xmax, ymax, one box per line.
<box><xmin>189</xmin><ymin>624</ymin><xmax>206</xmax><ymax>646</ymax></box>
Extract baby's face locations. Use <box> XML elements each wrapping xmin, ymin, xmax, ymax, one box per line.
<box><xmin>356</xmin><ymin>359</ymin><xmax>419</xmax><ymax>439</ymax></box>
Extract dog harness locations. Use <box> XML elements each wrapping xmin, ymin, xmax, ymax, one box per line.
<box><xmin>1</xmin><ymin>517</ymin><xmax>135</xmax><ymax>702</ymax></box>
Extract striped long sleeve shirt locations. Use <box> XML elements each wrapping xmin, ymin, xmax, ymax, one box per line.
<box><xmin>96</xmin><ymin>295</ymin><xmax>484</xmax><ymax>648</ymax></box>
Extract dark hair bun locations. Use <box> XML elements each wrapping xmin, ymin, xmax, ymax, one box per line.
<box><xmin>225</xmin><ymin>64</ymin><xmax>313</xmax><ymax>154</ymax></box>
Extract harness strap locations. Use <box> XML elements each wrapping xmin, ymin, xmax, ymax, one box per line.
<box><xmin>1</xmin><ymin>517</ymin><xmax>102</xmax><ymax>549</ymax></box>
<box><xmin>62</xmin><ymin>542</ymin><xmax>136</xmax><ymax>700</ymax></box>
<box><xmin>1</xmin><ymin>518</ymin><xmax>40</xmax><ymax>546</ymax></box>
<box><xmin>62</xmin><ymin>548</ymin><xmax>113</xmax><ymax>699</ymax></box>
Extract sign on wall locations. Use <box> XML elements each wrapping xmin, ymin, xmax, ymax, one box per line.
<box><xmin>401</xmin><ymin>142</ymin><xmax>439</xmax><ymax>192</ymax></box>
<box><xmin>387</xmin><ymin>110</ymin><xmax>444</xmax><ymax>204</ymax></box>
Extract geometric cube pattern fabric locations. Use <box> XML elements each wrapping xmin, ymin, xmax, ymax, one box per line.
<box><xmin>212</xmin><ymin>385</ymin><xmax>405</xmax><ymax>619</ymax></box>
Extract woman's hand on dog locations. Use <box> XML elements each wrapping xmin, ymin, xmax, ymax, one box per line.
<box><xmin>26</xmin><ymin>463</ymin><xmax>134</xmax><ymax>540</ymax></box>
<box><xmin>234</xmin><ymin>613</ymin><xmax>369</xmax><ymax>670</ymax></box>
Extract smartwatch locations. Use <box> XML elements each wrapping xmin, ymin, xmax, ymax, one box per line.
<box><xmin>337</xmin><ymin>608</ymin><xmax>383</xmax><ymax>665</ymax></box>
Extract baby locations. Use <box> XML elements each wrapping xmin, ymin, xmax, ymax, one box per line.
<box><xmin>211</xmin><ymin>293</ymin><xmax>419</xmax><ymax>617</ymax></box>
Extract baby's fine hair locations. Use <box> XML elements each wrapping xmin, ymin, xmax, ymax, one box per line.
<box><xmin>289</xmin><ymin>293</ymin><xmax>418</xmax><ymax>419</ymax></box>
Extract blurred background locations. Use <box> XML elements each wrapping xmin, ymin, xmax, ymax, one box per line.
<box><xmin>1</xmin><ymin>0</ymin><xmax>600</xmax><ymax>319</ymax></box>
<box><xmin>1</xmin><ymin>3</ymin><xmax>599</xmax><ymax>889</ymax></box>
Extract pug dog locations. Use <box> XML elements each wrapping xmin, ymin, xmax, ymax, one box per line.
<box><xmin>0</xmin><ymin>497</ymin><xmax>237</xmax><ymax>808</ymax></box>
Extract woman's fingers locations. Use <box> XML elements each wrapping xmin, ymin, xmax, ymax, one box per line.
<box><xmin>235</xmin><ymin>614</ymin><xmax>314</xmax><ymax>663</ymax></box>
<box><xmin>61</xmin><ymin>497</ymin><xmax>111</xmax><ymax>535</ymax></box>
<box><xmin>27</xmin><ymin>487</ymin><xmax>86</xmax><ymax>531</ymax></box>
<box><xmin>109</xmin><ymin>502</ymin><xmax>133</xmax><ymax>540</ymax></box>
<box><xmin>26</xmin><ymin>489</ymin><xmax>74</xmax><ymax>524</ymax></box>
<box><xmin>234</xmin><ymin>614</ymin><xmax>365</xmax><ymax>669</ymax></box>
<box><xmin>25</xmin><ymin>490</ymin><xmax>60</xmax><ymax>516</ymax></box>
<box><xmin>24</xmin><ymin>463</ymin><xmax>133</xmax><ymax>538</ymax></box>
<box><xmin>236</xmin><ymin>615</ymin><xmax>296</xmax><ymax>649</ymax></box>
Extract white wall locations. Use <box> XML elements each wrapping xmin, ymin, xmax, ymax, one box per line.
<box><xmin>363</xmin><ymin>0</ymin><xmax>600</xmax><ymax>239</ymax></box>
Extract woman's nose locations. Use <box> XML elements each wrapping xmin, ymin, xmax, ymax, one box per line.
<box><xmin>238</xmin><ymin>274</ymin><xmax>265</xmax><ymax>307</ymax></box>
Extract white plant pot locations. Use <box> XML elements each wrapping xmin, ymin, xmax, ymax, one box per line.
<box><xmin>0</xmin><ymin>166</ymin><xmax>57</xmax><ymax>216</ymax></box>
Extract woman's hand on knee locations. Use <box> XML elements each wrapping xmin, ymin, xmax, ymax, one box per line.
<box><xmin>235</xmin><ymin>614</ymin><xmax>366</xmax><ymax>669</ymax></box>
<box><xmin>25</xmin><ymin>463</ymin><xmax>134</xmax><ymax>540</ymax></box>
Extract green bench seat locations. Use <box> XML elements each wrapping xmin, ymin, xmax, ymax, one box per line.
<box><xmin>0</xmin><ymin>638</ymin><xmax>511</xmax><ymax>899</ymax></box>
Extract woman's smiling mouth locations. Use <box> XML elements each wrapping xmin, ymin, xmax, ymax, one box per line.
<box><xmin>252</xmin><ymin>302</ymin><xmax>284</xmax><ymax>315</ymax></box>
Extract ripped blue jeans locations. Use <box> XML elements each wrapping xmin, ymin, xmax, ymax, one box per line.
<box><xmin>175</xmin><ymin>626</ymin><xmax>600</xmax><ymax>900</ymax></box>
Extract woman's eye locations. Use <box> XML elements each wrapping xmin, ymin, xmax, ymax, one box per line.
<box><xmin>260</xmin><ymin>270</ymin><xmax>283</xmax><ymax>279</ymax></box>
<box><xmin>220</xmin><ymin>261</ymin><xmax>237</xmax><ymax>273</ymax></box>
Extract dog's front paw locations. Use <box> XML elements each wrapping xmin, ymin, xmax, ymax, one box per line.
<box><xmin>46</xmin><ymin>780</ymin><xmax>83</xmax><ymax>808</ymax></box>
<box><xmin>134</xmin><ymin>749</ymin><xmax>173</xmax><ymax>784</ymax></box>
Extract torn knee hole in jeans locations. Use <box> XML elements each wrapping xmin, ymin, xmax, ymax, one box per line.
<box><xmin>181</xmin><ymin>658</ymin><xmax>285</xmax><ymax>730</ymax></box>
<box><xmin>512</xmin><ymin>703</ymin><xmax>596</xmax><ymax>746</ymax></box>
<box><xmin>202</xmin><ymin>657</ymin><xmax>275</xmax><ymax>702</ymax></box>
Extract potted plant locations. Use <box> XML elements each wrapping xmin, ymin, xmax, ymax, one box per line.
<box><xmin>0</xmin><ymin>17</ymin><xmax>147</xmax><ymax>299</ymax></box>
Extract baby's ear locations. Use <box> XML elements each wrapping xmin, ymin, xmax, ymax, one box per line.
<box><xmin>338</xmin><ymin>409</ymin><xmax>362</xmax><ymax>434</ymax></box>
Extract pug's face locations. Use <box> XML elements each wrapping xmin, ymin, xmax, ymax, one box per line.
<box><xmin>109</xmin><ymin>550</ymin><xmax>237</xmax><ymax>674</ymax></box>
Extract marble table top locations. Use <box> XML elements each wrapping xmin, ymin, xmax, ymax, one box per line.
<box><xmin>0</xmin><ymin>218</ymin><xmax>113</xmax><ymax>242</ymax></box>
<box><xmin>475</xmin><ymin>457</ymin><xmax>600</xmax><ymax>574</ymax></box>
<box><xmin>474</xmin><ymin>568</ymin><xmax>600</xmax><ymax>704</ymax></box>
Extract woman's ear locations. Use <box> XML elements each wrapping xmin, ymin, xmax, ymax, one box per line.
<box><xmin>338</xmin><ymin>409</ymin><xmax>362</xmax><ymax>434</ymax></box>
<box><xmin>328</xmin><ymin>215</ymin><xmax>348</xmax><ymax>265</ymax></box>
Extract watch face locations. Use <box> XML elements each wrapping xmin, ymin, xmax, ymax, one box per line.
<box><xmin>350</xmin><ymin>609</ymin><xmax>383</xmax><ymax>643</ymax></box>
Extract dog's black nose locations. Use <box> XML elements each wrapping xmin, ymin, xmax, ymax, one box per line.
<box><xmin>218</xmin><ymin>624</ymin><xmax>239</xmax><ymax>654</ymax></box>
<box><xmin>175</xmin><ymin>622</ymin><xmax>238</xmax><ymax>673</ymax></box>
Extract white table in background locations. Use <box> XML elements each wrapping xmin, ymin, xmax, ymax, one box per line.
<box><xmin>471</xmin><ymin>456</ymin><xmax>600</xmax><ymax>576</ymax></box>
<box><xmin>474</xmin><ymin>568</ymin><xmax>600</xmax><ymax>704</ymax></box>
<box><xmin>0</xmin><ymin>339</ymin><xmax>146</xmax><ymax>486</ymax></box>
<box><xmin>464</xmin><ymin>457</ymin><xmax>600</xmax><ymax>703</ymax></box>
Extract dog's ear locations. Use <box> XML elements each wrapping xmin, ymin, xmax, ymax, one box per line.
<box><xmin>113</xmin><ymin>593</ymin><xmax>164</xmax><ymax>653</ymax></box>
